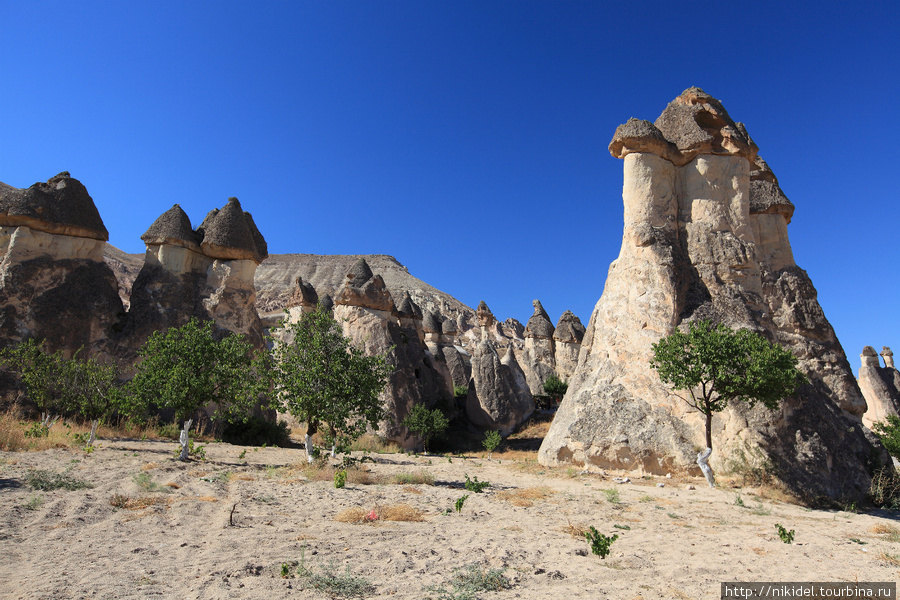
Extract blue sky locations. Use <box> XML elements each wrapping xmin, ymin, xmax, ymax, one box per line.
<box><xmin>2</xmin><ymin>1</ymin><xmax>898</xmax><ymax>374</ymax></box>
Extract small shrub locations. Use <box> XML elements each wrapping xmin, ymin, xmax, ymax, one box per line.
<box><xmin>25</xmin><ymin>469</ymin><xmax>93</xmax><ymax>491</ymax></box>
<box><xmin>425</xmin><ymin>562</ymin><xmax>511</xmax><ymax>600</ymax></box>
<box><xmin>613</xmin><ymin>523</ymin><xmax>631</xmax><ymax>530</ymax></box>
<box><xmin>542</xmin><ymin>375</ymin><xmax>568</xmax><ymax>401</ymax></box>
<box><xmin>24</xmin><ymin>422</ymin><xmax>50</xmax><ymax>438</ymax></box>
<box><xmin>872</xmin><ymin>415</ymin><xmax>900</xmax><ymax>459</ymax></box>
<box><xmin>23</xmin><ymin>495</ymin><xmax>44</xmax><ymax>511</ymax></box>
<box><xmin>334</xmin><ymin>470</ymin><xmax>347</xmax><ymax>489</ymax></box>
<box><xmin>584</xmin><ymin>526</ymin><xmax>618</xmax><ymax>559</ymax></box>
<box><xmin>389</xmin><ymin>470</ymin><xmax>434</xmax><ymax>485</ymax></box>
<box><xmin>453</xmin><ymin>385</ymin><xmax>468</xmax><ymax>399</ymax></box>
<box><xmin>775</xmin><ymin>523</ymin><xmax>795</xmax><ymax>544</ymax></box>
<box><xmin>133</xmin><ymin>472</ymin><xmax>171</xmax><ymax>494</ymax></box>
<box><xmin>734</xmin><ymin>494</ymin><xmax>745</xmax><ymax>507</ymax></box>
<box><xmin>454</xmin><ymin>495</ymin><xmax>469</xmax><ymax>513</ymax></box>
<box><xmin>869</xmin><ymin>466</ymin><xmax>900</xmax><ymax>509</ymax></box>
<box><xmin>464</xmin><ymin>473</ymin><xmax>490</xmax><ymax>493</ymax></box>
<box><xmin>482</xmin><ymin>430</ymin><xmax>501</xmax><ymax>456</ymax></box>
<box><xmin>603</xmin><ymin>488</ymin><xmax>620</xmax><ymax>504</ymax></box>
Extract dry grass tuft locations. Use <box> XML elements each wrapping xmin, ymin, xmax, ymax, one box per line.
<box><xmin>387</xmin><ymin>470</ymin><xmax>434</xmax><ymax>486</ymax></box>
<box><xmin>562</xmin><ymin>518</ymin><xmax>588</xmax><ymax>538</ymax></box>
<box><xmin>195</xmin><ymin>496</ymin><xmax>218</xmax><ymax>502</ymax></box>
<box><xmin>350</xmin><ymin>434</ymin><xmax>402</xmax><ymax>454</ymax></box>
<box><xmin>109</xmin><ymin>494</ymin><xmax>171</xmax><ymax>510</ymax></box>
<box><xmin>877</xmin><ymin>552</ymin><xmax>900</xmax><ymax>567</ymax></box>
<box><xmin>232</xmin><ymin>473</ymin><xmax>256</xmax><ymax>481</ymax></box>
<box><xmin>335</xmin><ymin>504</ymin><xmax>425</xmax><ymax>524</ymax></box>
<box><xmin>164</xmin><ymin>482</ymin><xmax>179</xmax><ymax>489</ymax></box>
<box><xmin>141</xmin><ymin>462</ymin><xmax>158</xmax><ymax>471</ymax></box>
<box><xmin>497</xmin><ymin>486</ymin><xmax>555</xmax><ymax>507</ymax></box>
<box><xmin>870</xmin><ymin>523</ymin><xmax>898</xmax><ymax>535</ymax></box>
<box><xmin>301</xmin><ymin>462</ymin><xmax>374</xmax><ymax>485</ymax></box>
<box><xmin>402</xmin><ymin>485</ymin><xmax>423</xmax><ymax>495</ymax></box>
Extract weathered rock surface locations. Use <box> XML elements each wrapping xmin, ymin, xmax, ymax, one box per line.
<box><xmin>859</xmin><ymin>346</ymin><xmax>900</xmax><ymax>428</ymax></box>
<box><xmin>333</xmin><ymin>259</ymin><xmax>451</xmax><ymax>448</ymax></box>
<box><xmin>466</xmin><ymin>340</ymin><xmax>535</xmax><ymax>435</ymax></box>
<box><xmin>125</xmin><ymin>199</ymin><xmax>267</xmax><ymax>350</ymax></box>
<box><xmin>0</xmin><ymin>174</ymin><xmax>124</xmax><ymax>357</ymax></box>
<box><xmin>553</xmin><ymin>310</ymin><xmax>585</xmax><ymax>380</ymax></box>
<box><xmin>522</xmin><ymin>300</ymin><xmax>557</xmax><ymax>394</ymax></box>
<box><xmin>539</xmin><ymin>88</ymin><xmax>884</xmax><ymax>502</ymax></box>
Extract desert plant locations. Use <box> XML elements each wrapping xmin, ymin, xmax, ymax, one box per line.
<box><xmin>603</xmin><ymin>488</ymin><xmax>620</xmax><ymax>503</ymax></box>
<box><xmin>334</xmin><ymin>470</ymin><xmax>347</xmax><ymax>489</ymax></box>
<box><xmin>25</xmin><ymin>469</ymin><xmax>93</xmax><ymax>491</ymax></box>
<box><xmin>650</xmin><ymin>320</ymin><xmax>806</xmax><ymax>487</ymax></box>
<box><xmin>464</xmin><ymin>473</ymin><xmax>490</xmax><ymax>493</ymax></box>
<box><xmin>775</xmin><ymin>523</ymin><xmax>795</xmax><ymax>544</ymax></box>
<box><xmin>290</xmin><ymin>551</ymin><xmax>375</xmax><ymax>598</ymax></box>
<box><xmin>128</xmin><ymin>318</ymin><xmax>260</xmax><ymax>460</ymax></box>
<box><xmin>453</xmin><ymin>384</ymin><xmax>469</xmax><ymax>399</ymax></box>
<box><xmin>454</xmin><ymin>495</ymin><xmax>469</xmax><ymax>513</ymax></box>
<box><xmin>869</xmin><ymin>467</ymin><xmax>900</xmax><ymax>509</ymax></box>
<box><xmin>402</xmin><ymin>403</ymin><xmax>449</xmax><ymax>453</ymax></box>
<box><xmin>425</xmin><ymin>562</ymin><xmax>511</xmax><ymax>600</ymax></box>
<box><xmin>482</xmin><ymin>430</ymin><xmax>501</xmax><ymax>457</ymax></box>
<box><xmin>264</xmin><ymin>305</ymin><xmax>391</xmax><ymax>461</ymax></box>
<box><xmin>584</xmin><ymin>526</ymin><xmax>618</xmax><ymax>559</ymax></box>
<box><xmin>133</xmin><ymin>472</ymin><xmax>172</xmax><ymax>494</ymax></box>
<box><xmin>872</xmin><ymin>415</ymin><xmax>900</xmax><ymax>459</ymax></box>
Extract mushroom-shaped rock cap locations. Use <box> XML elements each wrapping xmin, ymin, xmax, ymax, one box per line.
<box><xmin>882</xmin><ymin>347</ymin><xmax>894</xmax><ymax>357</ymax></box>
<box><xmin>749</xmin><ymin>154</ymin><xmax>794</xmax><ymax>223</ymax></box>
<box><xmin>141</xmin><ymin>204</ymin><xmax>201</xmax><ymax>249</ymax></box>
<box><xmin>862</xmin><ymin>346</ymin><xmax>878</xmax><ymax>356</ymax></box>
<box><xmin>476</xmin><ymin>301</ymin><xmax>496</xmax><ymax>327</ymax></box>
<box><xmin>441</xmin><ymin>317</ymin><xmax>458</xmax><ymax>336</ymax></box>
<box><xmin>346</xmin><ymin>257</ymin><xmax>375</xmax><ymax>287</ymax></box>
<box><xmin>287</xmin><ymin>276</ymin><xmax>318</xmax><ymax>308</ymax></box>
<box><xmin>423</xmin><ymin>311</ymin><xmax>441</xmax><ymax>334</ymax></box>
<box><xmin>608</xmin><ymin>118</ymin><xmax>679</xmax><ymax>162</ymax></box>
<box><xmin>524</xmin><ymin>300</ymin><xmax>554</xmax><ymax>339</ymax></box>
<box><xmin>553</xmin><ymin>310</ymin><xmax>585</xmax><ymax>344</ymax></box>
<box><xmin>397</xmin><ymin>292</ymin><xmax>423</xmax><ymax>320</ymax></box>
<box><xmin>334</xmin><ymin>259</ymin><xmax>395</xmax><ymax>312</ymax></box>
<box><xmin>0</xmin><ymin>172</ymin><xmax>109</xmax><ymax>240</ymax></box>
<box><xmin>198</xmin><ymin>197</ymin><xmax>268</xmax><ymax>263</ymax></box>
<box><xmin>501</xmin><ymin>344</ymin><xmax>521</xmax><ymax>368</ymax></box>
<box><xmin>652</xmin><ymin>87</ymin><xmax>758</xmax><ymax>165</ymax></box>
<box><xmin>319</xmin><ymin>293</ymin><xmax>334</xmax><ymax>312</ymax></box>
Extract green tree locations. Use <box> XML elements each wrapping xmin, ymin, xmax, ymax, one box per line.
<box><xmin>542</xmin><ymin>375</ymin><xmax>568</xmax><ymax>403</ymax></box>
<box><xmin>401</xmin><ymin>403</ymin><xmax>449</xmax><ymax>453</ymax></box>
<box><xmin>649</xmin><ymin>320</ymin><xmax>806</xmax><ymax>487</ymax></box>
<box><xmin>265</xmin><ymin>305</ymin><xmax>392</xmax><ymax>462</ymax></box>
<box><xmin>0</xmin><ymin>339</ymin><xmax>68</xmax><ymax>431</ymax></box>
<box><xmin>128</xmin><ymin>318</ymin><xmax>258</xmax><ymax>460</ymax></box>
<box><xmin>64</xmin><ymin>354</ymin><xmax>123</xmax><ymax>447</ymax></box>
<box><xmin>872</xmin><ymin>415</ymin><xmax>900</xmax><ymax>459</ymax></box>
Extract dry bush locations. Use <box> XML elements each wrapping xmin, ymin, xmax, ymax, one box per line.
<box><xmin>351</xmin><ymin>434</ymin><xmax>402</xmax><ymax>454</ymax></box>
<box><xmin>562</xmin><ymin>518</ymin><xmax>588</xmax><ymax>538</ymax></box>
<box><xmin>141</xmin><ymin>462</ymin><xmax>158</xmax><ymax>471</ymax></box>
<box><xmin>0</xmin><ymin>412</ymin><xmax>26</xmax><ymax>451</ymax></box>
<box><xmin>335</xmin><ymin>504</ymin><xmax>424</xmax><ymax>524</ymax></box>
<box><xmin>0</xmin><ymin>411</ymin><xmax>80</xmax><ymax>451</ymax></box>
<box><xmin>386</xmin><ymin>470</ymin><xmax>434</xmax><ymax>485</ymax></box>
<box><xmin>232</xmin><ymin>473</ymin><xmax>256</xmax><ymax>481</ymax></box>
<box><xmin>878</xmin><ymin>552</ymin><xmax>900</xmax><ymax>567</ymax></box>
<box><xmin>497</xmin><ymin>486</ymin><xmax>555</xmax><ymax>507</ymax></box>
<box><xmin>870</xmin><ymin>524</ymin><xmax>897</xmax><ymax>535</ymax></box>
<box><xmin>402</xmin><ymin>485</ymin><xmax>423</xmax><ymax>495</ymax></box>
<box><xmin>109</xmin><ymin>494</ymin><xmax>170</xmax><ymax>510</ymax></box>
<box><xmin>301</xmin><ymin>462</ymin><xmax>374</xmax><ymax>485</ymax></box>
<box><xmin>508</xmin><ymin>418</ymin><xmax>551</xmax><ymax>440</ymax></box>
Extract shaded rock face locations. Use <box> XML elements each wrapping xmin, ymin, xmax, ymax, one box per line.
<box><xmin>465</xmin><ymin>340</ymin><xmax>535</xmax><ymax>436</ymax></box>
<box><xmin>333</xmin><ymin>259</ymin><xmax>451</xmax><ymax>448</ymax></box>
<box><xmin>0</xmin><ymin>174</ymin><xmax>124</xmax><ymax>357</ymax></box>
<box><xmin>553</xmin><ymin>310</ymin><xmax>585</xmax><ymax>380</ymax></box>
<box><xmin>859</xmin><ymin>346</ymin><xmax>900</xmax><ymax>428</ymax></box>
<box><xmin>126</xmin><ymin>199</ymin><xmax>267</xmax><ymax>350</ymax></box>
<box><xmin>540</xmin><ymin>88</ymin><xmax>883</xmax><ymax>502</ymax></box>
<box><xmin>522</xmin><ymin>300</ymin><xmax>556</xmax><ymax>394</ymax></box>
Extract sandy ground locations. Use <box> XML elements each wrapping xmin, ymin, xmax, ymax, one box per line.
<box><xmin>1</xmin><ymin>438</ymin><xmax>898</xmax><ymax>600</ymax></box>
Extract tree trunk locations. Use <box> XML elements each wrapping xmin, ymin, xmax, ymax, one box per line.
<box><xmin>87</xmin><ymin>419</ymin><xmax>99</xmax><ymax>447</ymax></box>
<box><xmin>179</xmin><ymin>418</ymin><xmax>193</xmax><ymax>461</ymax></box>
<box><xmin>697</xmin><ymin>447</ymin><xmax>715</xmax><ymax>487</ymax></box>
<box><xmin>305</xmin><ymin>421</ymin><xmax>317</xmax><ymax>464</ymax></box>
<box><xmin>41</xmin><ymin>413</ymin><xmax>59</xmax><ymax>431</ymax></box>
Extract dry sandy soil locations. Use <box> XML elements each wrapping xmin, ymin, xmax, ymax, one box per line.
<box><xmin>1</xmin><ymin>438</ymin><xmax>898</xmax><ymax>600</ymax></box>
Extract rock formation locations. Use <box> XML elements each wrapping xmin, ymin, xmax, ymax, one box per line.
<box><xmin>465</xmin><ymin>339</ymin><xmax>535</xmax><ymax>436</ymax></box>
<box><xmin>333</xmin><ymin>258</ymin><xmax>451</xmax><ymax>447</ymax></box>
<box><xmin>521</xmin><ymin>300</ymin><xmax>557</xmax><ymax>394</ymax></box>
<box><xmin>539</xmin><ymin>88</ymin><xmax>885</xmax><ymax>502</ymax></box>
<box><xmin>859</xmin><ymin>346</ymin><xmax>900</xmax><ymax>428</ymax></box>
<box><xmin>126</xmin><ymin>198</ymin><xmax>268</xmax><ymax>349</ymax></box>
<box><xmin>553</xmin><ymin>310</ymin><xmax>585</xmax><ymax>380</ymax></box>
<box><xmin>0</xmin><ymin>173</ymin><xmax>124</xmax><ymax>357</ymax></box>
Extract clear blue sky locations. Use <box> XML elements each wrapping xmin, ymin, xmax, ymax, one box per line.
<box><xmin>2</xmin><ymin>2</ymin><xmax>898</xmax><ymax>374</ymax></box>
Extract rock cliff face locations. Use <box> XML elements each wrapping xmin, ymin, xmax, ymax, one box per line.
<box><xmin>521</xmin><ymin>300</ymin><xmax>557</xmax><ymax>395</ymax></box>
<box><xmin>539</xmin><ymin>88</ymin><xmax>884</xmax><ymax>502</ymax></box>
<box><xmin>0</xmin><ymin>173</ymin><xmax>124</xmax><ymax>357</ymax></box>
<box><xmin>859</xmin><ymin>346</ymin><xmax>900</xmax><ymax>428</ymax></box>
<box><xmin>465</xmin><ymin>340</ymin><xmax>534</xmax><ymax>435</ymax></box>
<box><xmin>332</xmin><ymin>258</ymin><xmax>452</xmax><ymax>448</ymax></box>
<box><xmin>553</xmin><ymin>310</ymin><xmax>585</xmax><ymax>381</ymax></box>
<box><xmin>126</xmin><ymin>198</ymin><xmax>267</xmax><ymax>350</ymax></box>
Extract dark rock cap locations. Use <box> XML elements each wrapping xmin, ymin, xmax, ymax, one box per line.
<box><xmin>524</xmin><ymin>300</ymin><xmax>554</xmax><ymax>339</ymax></box>
<box><xmin>319</xmin><ymin>294</ymin><xmax>334</xmax><ymax>312</ymax></box>
<box><xmin>749</xmin><ymin>154</ymin><xmax>794</xmax><ymax>223</ymax></box>
<box><xmin>441</xmin><ymin>317</ymin><xmax>458</xmax><ymax>335</ymax></box>
<box><xmin>0</xmin><ymin>172</ymin><xmax>109</xmax><ymax>240</ymax></box>
<box><xmin>198</xmin><ymin>197</ymin><xmax>268</xmax><ymax>263</ymax></box>
<box><xmin>141</xmin><ymin>204</ymin><xmax>201</xmax><ymax>249</ymax></box>
<box><xmin>882</xmin><ymin>347</ymin><xmax>893</xmax><ymax>357</ymax></box>
<box><xmin>862</xmin><ymin>346</ymin><xmax>878</xmax><ymax>356</ymax></box>
<box><xmin>334</xmin><ymin>259</ymin><xmax>395</xmax><ymax>312</ymax></box>
<box><xmin>608</xmin><ymin>118</ymin><xmax>679</xmax><ymax>162</ymax></box>
<box><xmin>346</xmin><ymin>257</ymin><xmax>374</xmax><ymax>287</ymax></box>
<box><xmin>476</xmin><ymin>301</ymin><xmax>495</xmax><ymax>327</ymax></box>
<box><xmin>287</xmin><ymin>276</ymin><xmax>318</xmax><ymax>308</ymax></box>
<box><xmin>397</xmin><ymin>292</ymin><xmax>423</xmax><ymax>320</ymax></box>
<box><xmin>553</xmin><ymin>310</ymin><xmax>586</xmax><ymax>344</ymax></box>
<box><xmin>423</xmin><ymin>311</ymin><xmax>441</xmax><ymax>334</ymax></box>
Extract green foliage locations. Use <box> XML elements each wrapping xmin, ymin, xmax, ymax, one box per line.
<box><xmin>453</xmin><ymin>384</ymin><xmax>469</xmax><ymax>399</ymax></box>
<box><xmin>132</xmin><ymin>472</ymin><xmax>171</xmax><ymax>494</ymax></box>
<box><xmin>288</xmin><ymin>548</ymin><xmax>375</xmax><ymax>598</ymax></box>
<box><xmin>334</xmin><ymin>470</ymin><xmax>347</xmax><ymax>489</ymax></box>
<box><xmin>482</xmin><ymin>430</ymin><xmax>501</xmax><ymax>455</ymax></box>
<box><xmin>650</xmin><ymin>320</ymin><xmax>806</xmax><ymax>450</ymax></box>
<box><xmin>464</xmin><ymin>473</ymin><xmax>490</xmax><ymax>493</ymax></box>
<box><xmin>775</xmin><ymin>523</ymin><xmax>795</xmax><ymax>544</ymax></box>
<box><xmin>402</xmin><ymin>403</ymin><xmax>449</xmax><ymax>453</ymax></box>
<box><xmin>23</xmin><ymin>495</ymin><xmax>44</xmax><ymax>511</ymax></box>
<box><xmin>0</xmin><ymin>339</ymin><xmax>66</xmax><ymax>423</ymax></box>
<box><xmin>280</xmin><ymin>562</ymin><xmax>293</xmax><ymax>578</ymax></box>
<box><xmin>128</xmin><ymin>318</ymin><xmax>259</xmax><ymax>424</ymax></box>
<box><xmin>613</xmin><ymin>524</ymin><xmax>630</xmax><ymax>530</ymax></box>
<box><xmin>171</xmin><ymin>440</ymin><xmax>206</xmax><ymax>460</ymax></box>
<box><xmin>24</xmin><ymin>422</ymin><xmax>49</xmax><ymax>438</ymax></box>
<box><xmin>872</xmin><ymin>415</ymin><xmax>900</xmax><ymax>459</ymax></box>
<box><xmin>265</xmin><ymin>305</ymin><xmax>392</xmax><ymax>455</ymax></box>
<box><xmin>603</xmin><ymin>488</ymin><xmax>620</xmax><ymax>503</ymax></box>
<box><xmin>454</xmin><ymin>494</ymin><xmax>468</xmax><ymax>513</ymax></box>
<box><xmin>220</xmin><ymin>416</ymin><xmax>292</xmax><ymax>447</ymax></box>
<box><xmin>25</xmin><ymin>469</ymin><xmax>93</xmax><ymax>491</ymax></box>
<box><xmin>584</xmin><ymin>526</ymin><xmax>618</xmax><ymax>559</ymax></box>
<box><xmin>542</xmin><ymin>375</ymin><xmax>568</xmax><ymax>401</ymax></box>
<box><xmin>425</xmin><ymin>562</ymin><xmax>511</xmax><ymax>600</ymax></box>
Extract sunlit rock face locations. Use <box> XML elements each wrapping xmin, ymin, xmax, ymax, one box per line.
<box><xmin>859</xmin><ymin>346</ymin><xmax>900</xmax><ymax>429</ymax></box>
<box><xmin>540</xmin><ymin>88</ymin><xmax>885</xmax><ymax>502</ymax></box>
<box><xmin>552</xmin><ymin>310</ymin><xmax>585</xmax><ymax>381</ymax></box>
<box><xmin>126</xmin><ymin>198</ymin><xmax>268</xmax><ymax>350</ymax></box>
<box><xmin>0</xmin><ymin>173</ymin><xmax>124</xmax><ymax>357</ymax></box>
